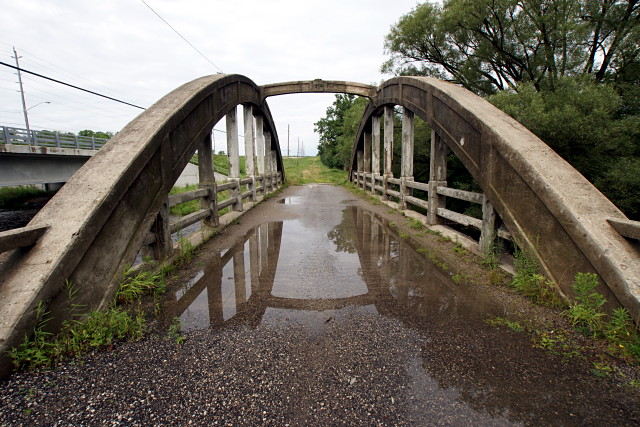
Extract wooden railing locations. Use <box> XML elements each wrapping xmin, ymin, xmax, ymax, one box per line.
<box><xmin>354</xmin><ymin>171</ymin><xmax>511</xmax><ymax>256</ymax></box>
<box><xmin>0</xmin><ymin>126</ymin><xmax>109</xmax><ymax>150</ymax></box>
<box><xmin>141</xmin><ymin>171</ymin><xmax>283</xmax><ymax>259</ymax></box>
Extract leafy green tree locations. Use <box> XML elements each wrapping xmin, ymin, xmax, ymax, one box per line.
<box><xmin>315</xmin><ymin>95</ymin><xmax>366</xmax><ymax>169</ymax></box>
<box><xmin>78</xmin><ymin>129</ymin><xmax>114</xmax><ymax>139</ymax></box>
<box><xmin>383</xmin><ymin>0</ymin><xmax>640</xmax><ymax>94</ymax></box>
<box><xmin>489</xmin><ymin>76</ymin><xmax>640</xmax><ymax>219</ymax></box>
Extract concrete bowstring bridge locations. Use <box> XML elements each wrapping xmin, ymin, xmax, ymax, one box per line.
<box><xmin>0</xmin><ymin>74</ymin><xmax>638</xmax><ymax>376</ymax></box>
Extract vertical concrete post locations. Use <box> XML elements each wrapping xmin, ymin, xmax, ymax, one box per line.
<box><xmin>428</xmin><ymin>129</ymin><xmax>448</xmax><ymax>225</ymax></box>
<box><xmin>272</xmin><ymin>153</ymin><xmax>279</xmax><ymax>188</ymax></box>
<box><xmin>255</xmin><ymin>114</ymin><xmax>265</xmax><ymax>188</ymax></box>
<box><xmin>383</xmin><ymin>106</ymin><xmax>394</xmax><ymax>200</ymax></box>
<box><xmin>357</xmin><ymin>149</ymin><xmax>364</xmax><ymax>188</ymax></box>
<box><xmin>264</xmin><ymin>132</ymin><xmax>272</xmax><ymax>193</ymax></box>
<box><xmin>198</xmin><ymin>132</ymin><xmax>218</xmax><ymax>228</ymax></box>
<box><xmin>243</xmin><ymin>104</ymin><xmax>257</xmax><ymax>202</ymax></box>
<box><xmin>400</xmin><ymin>108</ymin><xmax>415</xmax><ymax>210</ymax></box>
<box><xmin>480</xmin><ymin>194</ymin><xmax>497</xmax><ymax>257</ymax></box>
<box><xmin>371</xmin><ymin>115</ymin><xmax>381</xmax><ymax>194</ymax></box>
<box><xmin>363</xmin><ymin>129</ymin><xmax>372</xmax><ymax>192</ymax></box>
<box><xmin>226</xmin><ymin>107</ymin><xmax>243</xmax><ymax>212</ymax></box>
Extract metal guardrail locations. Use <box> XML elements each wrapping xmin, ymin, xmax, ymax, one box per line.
<box><xmin>0</xmin><ymin>126</ymin><xmax>109</xmax><ymax>150</ymax></box>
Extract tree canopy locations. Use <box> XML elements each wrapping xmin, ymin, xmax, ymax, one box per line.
<box><xmin>383</xmin><ymin>0</ymin><xmax>640</xmax><ymax>95</ymax></box>
<box><xmin>315</xmin><ymin>95</ymin><xmax>368</xmax><ymax>169</ymax></box>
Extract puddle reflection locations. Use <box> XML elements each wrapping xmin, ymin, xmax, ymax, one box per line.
<box><xmin>164</xmin><ymin>206</ymin><xmax>487</xmax><ymax>332</ymax></box>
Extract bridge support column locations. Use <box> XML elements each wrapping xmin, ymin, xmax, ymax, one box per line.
<box><xmin>199</xmin><ymin>132</ymin><xmax>218</xmax><ymax>228</ymax></box>
<box><xmin>264</xmin><ymin>132</ymin><xmax>273</xmax><ymax>193</ymax></box>
<box><xmin>428</xmin><ymin>129</ymin><xmax>447</xmax><ymax>225</ymax></box>
<box><xmin>226</xmin><ymin>107</ymin><xmax>243</xmax><ymax>212</ymax></box>
<box><xmin>364</xmin><ymin>128</ymin><xmax>372</xmax><ymax>193</ymax></box>
<box><xmin>400</xmin><ymin>107</ymin><xmax>414</xmax><ymax>210</ymax></box>
<box><xmin>371</xmin><ymin>115</ymin><xmax>381</xmax><ymax>195</ymax></box>
<box><xmin>244</xmin><ymin>104</ymin><xmax>257</xmax><ymax>202</ymax></box>
<box><xmin>142</xmin><ymin>198</ymin><xmax>172</xmax><ymax>261</ymax></box>
<box><xmin>256</xmin><ymin>114</ymin><xmax>265</xmax><ymax>195</ymax></box>
<box><xmin>383</xmin><ymin>106</ymin><xmax>394</xmax><ymax>200</ymax></box>
<box><xmin>356</xmin><ymin>149</ymin><xmax>364</xmax><ymax>189</ymax></box>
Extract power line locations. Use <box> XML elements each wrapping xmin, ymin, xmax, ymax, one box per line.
<box><xmin>0</xmin><ymin>61</ymin><xmax>146</xmax><ymax>110</ymax></box>
<box><xmin>139</xmin><ymin>0</ymin><xmax>224</xmax><ymax>74</ymax></box>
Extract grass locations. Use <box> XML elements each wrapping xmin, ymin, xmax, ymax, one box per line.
<box><xmin>282</xmin><ymin>157</ymin><xmax>348</xmax><ymax>185</ymax></box>
<box><xmin>169</xmin><ymin>183</ymin><xmax>232</xmax><ymax>217</ymax></box>
<box><xmin>509</xmin><ymin>245</ymin><xmax>564</xmax><ymax>308</ymax></box>
<box><xmin>191</xmin><ymin>153</ymin><xmax>246</xmax><ymax>176</ymax></box>
<box><xmin>0</xmin><ymin>185</ymin><xmax>55</xmax><ymax>209</ymax></box>
<box><xmin>9</xmin><ymin>267</ymin><xmax>171</xmax><ymax>371</ymax></box>
<box><xmin>8</xmin><ymin>302</ymin><xmax>145</xmax><ymax>371</ymax></box>
<box><xmin>563</xmin><ymin>272</ymin><xmax>640</xmax><ymax>360</ymax></box>
<box><xmin>168</xmin><ymin>317</ymin><xmax>186</xmax><ymax>345</ymax></box>
<box><xmin>486</xmin><ymin>316</ymin><xmax>524</xmax><ymax>332</ymax></box>
<box><xmin>115</xmin><ymin>268</ymin><xmax>167</xmax><ymax>304</ymax></box>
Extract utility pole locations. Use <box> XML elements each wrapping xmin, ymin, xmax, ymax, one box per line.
<box><xmin>287</xmin><ymin>124</ymin><xmax>290</xmax><ymax>157</ymax></box>
<box><xmin>297</xmin><ymin>136</ymin><xmax>300</xmax><ymax>167</ymax></box>
<box><xmin>13</xmin><ymin>47</ymin><xmax>30</xmax><ymax>132</ymax></box>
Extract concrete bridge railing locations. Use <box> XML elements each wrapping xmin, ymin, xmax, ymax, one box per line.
<box><xmin>0</xmin><ymin>74</ymin><xmax>285</xmax><ymax>376</ymax></box>
<box><xmin>349</xmin><ymin>76</ymin><xmax>640</xmax><ymax>322</ymax></box>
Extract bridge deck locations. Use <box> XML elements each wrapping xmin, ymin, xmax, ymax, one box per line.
<box><xmin>1</xmin><ymin>184</ymin><xmax>637</xmax><ymax>424</ymax></box>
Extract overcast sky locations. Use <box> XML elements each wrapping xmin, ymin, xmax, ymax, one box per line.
<box><xmin>1</xmin><ymin>0</ymin><xmax>422</xmax><ymax>156</ymax></box>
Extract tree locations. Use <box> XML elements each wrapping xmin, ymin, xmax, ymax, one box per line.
<box><xmin>489</xmin><ymin>76</ymin><xmax>640</xmax><ymax>219</ymax></box>
<box><xmin>383</xmin><ymin>0</ymin><xmax>640</xmax><ymax>94</ymax></box>
<box><xmin>315</xmin><ymin>95</ymin><xmax>366</xmax><ymax>169</ymax></box>
<box><xmin>78</xmin><ymin>129</ymin><xmax>114</xmax><ymax>139</ymax></box>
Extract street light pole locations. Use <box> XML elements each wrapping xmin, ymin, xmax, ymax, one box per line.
<box><xmin>12</xmin><ymin>47</ymin><xmax>30</xmax><ymax>132</ymax></box>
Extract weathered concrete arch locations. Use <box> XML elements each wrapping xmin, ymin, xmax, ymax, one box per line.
<box><xmin>260</xmin><ymin>79</ymin><xmax>376</xmax><ymax>100</ymax></box>
<box><xmin>350</xmin><ymin>76</ymin><xmax>640</xmax><ymax>320</ymax></box>
<box><xmin>0</xmin><ymin>74</ymin><xmax>284</xmax><ymax>374</ymax></box>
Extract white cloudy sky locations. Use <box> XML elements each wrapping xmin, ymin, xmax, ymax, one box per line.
<box><xmin>1</xmin><ymin>0</ymin><xmax>421</xmax><ymax>156</ymax></box>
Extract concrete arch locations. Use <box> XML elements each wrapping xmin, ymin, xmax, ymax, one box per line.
<box><xmin>260</xmin><ymin>79</ymin><xmax>376</xmax><ymax>100</ymax></box>
<box><xmin>0</xmin><ymin>74</ymin><xmax>284</xmax><ymax>373</ymax></box>
<box><xmin>350</xmin><ymin>76</ymin><xmax>639</xmax><ymax>320</ymax></box>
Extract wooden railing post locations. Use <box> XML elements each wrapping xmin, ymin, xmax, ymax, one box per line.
<box><xmin>226</xmin><ymin>107</ymin><xmax>243</xmax><ymax>212</ymax></box>
<box><xmin>428</xmin><ymin>129</ymin><xmax>447</xmax><ymax>225</ymax></box>
<box><xmin>400</xmin><ymin>107</ymin><xmax>414</xmax><ymax>210</ymax></box>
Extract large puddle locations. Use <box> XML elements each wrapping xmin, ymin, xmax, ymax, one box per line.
<box><xmin>164</xmin><ymin>205</ymin><xmax>497</xmax><ymax>332</ymax></box>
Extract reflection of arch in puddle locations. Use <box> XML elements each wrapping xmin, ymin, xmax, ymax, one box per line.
<box><xmin>165</xmin><ymin>205</ymin><xmax>487</xmax><ymax>332</ymax></box>
<box><xmin>346</xmin><ymin>205</ymin><xmax>483</xmax><ymax>320</ymax></box>
<box><xmin>164</xmin><ymin>221</ymin><xmax>284</xmax><ymax>331</ymax></box>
